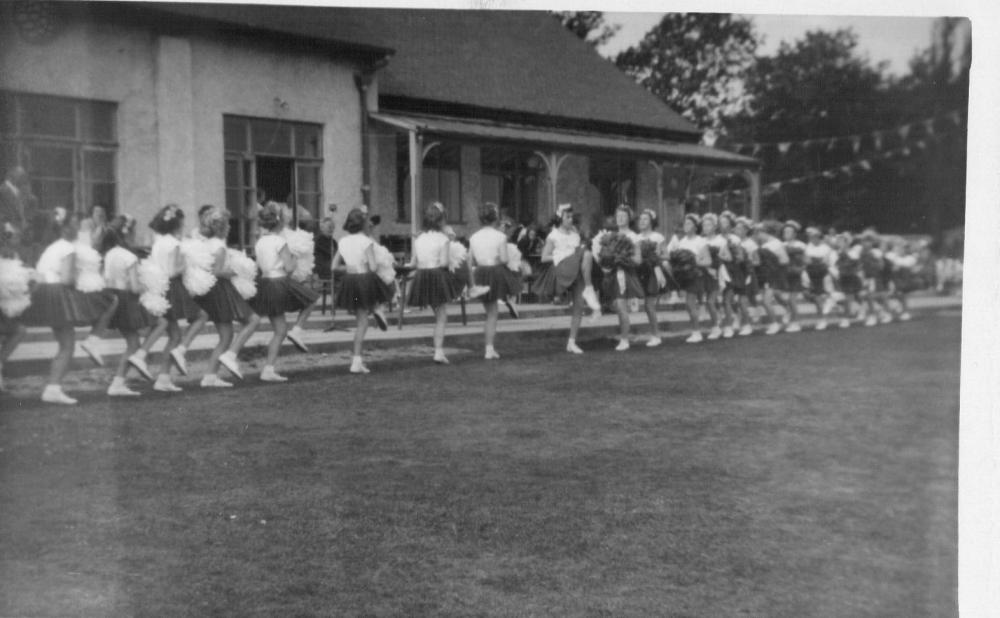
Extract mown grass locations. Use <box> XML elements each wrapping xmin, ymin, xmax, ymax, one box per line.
<box><xmin>0</xmin><ymin>316</ymin><xmax>959</xmax><ymax>616</ymax></box>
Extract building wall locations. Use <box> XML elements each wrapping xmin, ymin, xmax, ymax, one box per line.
<box><xmin>1</xmin><ymin>10</ymin><xmax>366</xmax><ymax>246</ymax></box>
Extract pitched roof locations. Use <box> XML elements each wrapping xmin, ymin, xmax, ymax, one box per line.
<box><xmin>125</xmin><ymin>4</ymin><xmax>701</xmax><ymax>141</ymax></box>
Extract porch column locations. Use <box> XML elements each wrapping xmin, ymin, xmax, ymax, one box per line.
<box><xmin>533</xmin><ymin>150</ymin><xmax>570</xmax><ymax>217</ymax></box>
<box><xmin>744</xmin><ymin>168</ymin><xmax>762</xmax><ymax>220</ymax></box>
<box><xmin>647</xmin><ymin>160</ymin><xmax>666</xmax><ymax>223</ymax></box>
<box><xmin>408</xmin><ymin>129</ymin><xmax>422</xmax><ymax>237</ymax></box>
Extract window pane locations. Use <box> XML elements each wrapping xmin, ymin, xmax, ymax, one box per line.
<box><xmin>294</xmin><ymin>125</ymin><xmax>321</xmax><ymax>158</ymax></box>
<box><xmin>437</xmin><ymin>144</ymin><xmax>460</xmax><ymax>170</ymax></box>
<box><xmin>85</xmin><ymin>182</ymin><xmax>115</xmax><ymax>213</ymax></box>
<box><xmin>223</xmin><ymin>116</ymin><xmax>247</xmax><ymax>153</ymax></box>
<box><xmin>33</xmin><ymin>179</ymin><xmax>74</xmax><ymax>211</ymax></box>
<box><xmin>296</xmin><ymin>192</ymin><xmax>320</xmax><ymax>222</ymax></box>
<box><xmin>26</xmin><ymin>144</ymin><xmax>73</xmax><ymax>179</ymax></box>
<box><xmin>79</xmin><ymin>101</ymin><xmax>115</xmax><ymax>142</ymax></box>
<box><xmin>225</xmin><ymin>158</ymin><xmax>241</xmax><ymax>188</ymax></box>
<box><xmin>251</xmin><ymin>119</ymin><xmax>291</xmax><ymax>155</ymax></box>
<box><xmin>84</xmin><ymin>150</ymin><xmax>115</xmax><ymax>182</ymax></box>
<box><xmin>440</xmin><ymin>169</ymin><xmax>461</xmax><ymax>221</ymax></box>
<box><xmin>295</xmin><ymin>163</ymin><xmax>320</xmax><ymax>193</ymax></box>
<box><xmin>421</xmin><ymin>168</ymin><xmax>439</xmax><ymax>205</ymax></box>
<box><xmin>225</xmin><ymin>188</ymin><xmax>243</xmax><ymax>213</ymax></box>
<box><xmin>481</xmin><ymin>173</ymin><xmax>500</xmax><ymax>205</ymax></box>
<box><xmin>20</xmin><ymin>95</ymin><xmax>76</xmax><ymax>138</ymax></box>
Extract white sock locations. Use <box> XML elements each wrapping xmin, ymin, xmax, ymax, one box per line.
<box><xmin>485</xmin><ymin>345</ymin><xmax>495</xmax><ymax>355</ymax></box>
<box><xmin>174</xmin><ymin>344</ymin><xmax>186</xmax><ymax>355</ymax></box>
<box><xmin>111</xmin><ymin>376</ymin><xmax>125</xmax><ymax>387</ymax></box>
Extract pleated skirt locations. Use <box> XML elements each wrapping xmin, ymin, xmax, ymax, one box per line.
<box><xmin>531</xmin><ymin>251</ymin><xmax>583</xmax><ymax>302</ymax></box>
<box><xmin>337</xmin><ymin>272</ymin><xmax>391</xmax><ymax>313</ymax></box>
<box><xmin>251</xmin><ymin>276</ymin><xmax>319</xmax><ymax>317</ymax></box>
<box><xmin>165</xmin><ymin>275</ymin><xmax>203</xmax><ymax>323</ymax></box>
<box><xmin>408</xmin><ymin>268</ymin><xmax>459</xmax><ymax>308</ymax></box>
<box><xmin>194</xmin><ymin>277</ymin><xmax>255</xmax><ymax>323</ymax></box>
<box><xmin>473</xmin><ymin>265</ymin><xmax>522</xmax><ymax>303</ymax></box>
<box><xmin>109</xmin><ymin>289</ymin><xmax>155</xmax><ymax>332</ymax></box>
<box><xmin>600</xmin><ymin>268</ymin><xmax>645</xmax><ymax>300</ymax></box>
<box><xmin>23</xmin><ymin>283</ymin><xmax>110</xmax><ymax>328</ymax></box>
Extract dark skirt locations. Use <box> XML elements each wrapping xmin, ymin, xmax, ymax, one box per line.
<box><xmin>839</xmin><ymin>274</ymin><xmax>864</xmax><ymax>296</ymax></box>
<box><xmin>252</xmin><ymin>276</ymin><xmax>320</xmax><ymax>317</ymax></box>
<box><xmin>759</xmin><ymin>263</ymin><xmax>788</xmax><ymax>292</ymax></box>
<box><xmin>194</xmin><ymin>277</ymin><xmax>255</xmax><ymax>323</ymax></box>
<box><xmin>600</xmin><ymin>268</ymin><xmax>645</xmax><ymax>300</ymax></box>
<box><xmin>23</xmin><ymin>283</ymin><xmax>110</xmax><ymax>328</ymax></box>
<box><xmin>473</xmin><ymin>265</ymin><xmax>521</xmax><ymax>303</ymax></box>
<box><xmin>701</xmin><ymin>267</ymin><xmax>720</xmax><ymax>295</ymax></box>
<box><xmin>892</xmin><ymin>271</ymin><xmax>924</xmax><ymax>294</ymax></box>
<box><xmin>531</xmin><ymin>251</ymin><xmax>583</xmax><ymax>302</ymax></box>
<box><xmin>337</xmin><ymin>272</ymin><xmax>390</xmax><ymax>313</ymax></box>
<box><xmin>637</xmin><ymin>263</ymin><xmax>664</xmax><ymax>297</ymax></box>
<box><xmin>408</xmin><ymin>268</ymin><xmax>458</xmax><ymax>308</ymax></box>
<box><xmin>165</xmin><ymin>275</ymin><xmax>202</xmax><ymax>323</ymax></box>
<box><xmin>109</xmin><ymin>289</ymin><xmax>155</xmax><ymax>333</ymax></box>
<box><xmin>0</xmin><ymin>311</ymin><xmax>22</xmax><ymax>336</ymax></box>
<box><xmin>726</xmin><ymin>261</ymin><xmax>749</xmax><ymax>295</ymax></box>
<box><xmin>785</xmin><ymin>268</ymin><xmax>805</xmax><ymax>293</ymax></box>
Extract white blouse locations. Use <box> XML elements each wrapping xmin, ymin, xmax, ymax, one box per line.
<box><xmin>704</xmin><ymin>234</ymin><xmax>733</xmax><ymax>261</ymax></box>
<box><xmin>805</xmin><ymin>242</ymin><xmax>837</xmax><ymax>268</ymax></box>
<box><xmin>150</xmin><ymin>233</ymin><xmax>183</xmax><ymax>278</ymax></box>
<box><xmin>103</xmin><ymin>246</ymin><xmax>138</xmax><ymax>291</ymax></box>
<box><xmin>35</xmin><ymin>239</ymin><xmax>75</xmax><ymax>283</ymax></box>
<box><xmin>548</xmin><ymin>227</ymin><xmax>581</xmax><ymax>266</ymax></box>
<box><xmin>469</xmin><ymin>227</ymin><xmax>507</xmax><ymax>267</ymax></box>
<box><xmin>255</xmin><ymin>233</ymin><xmax>289</xmax><ymax>278</ymax></box>
<box><xmin>338</xmin><ymin>233</ymin><xmax>375</xmax><ymax>273</ymax></box>
<box><xmin>412</xmin><ymin>231</ymin><xmax>450</xmax><ymax>269</ymax></box>
<box><xmin>760</xmin><ymin>238</ymin><xmax>790</xmax><ymax>264</ymax></box>
<box><xmin>667</xmin><ymin>234</ymin><xmax>712</xmax><ymax>267</ymax></box>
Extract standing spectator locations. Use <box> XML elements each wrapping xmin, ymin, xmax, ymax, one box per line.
<box><xmin>517</xmin><ymin>224</ymin><xmax>545</xmax><ymax>273</ymax></box>
<box><xmin>0</xmin><ymin>166</ymin><xmax>34</xmax><ymax>236</ymax></box>
<box><xmin>313</xmin><ymin>217</ymin><xmax>337</xmax><ymax>280</ymax></box>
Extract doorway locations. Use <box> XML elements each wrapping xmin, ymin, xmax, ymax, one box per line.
<box><xmin>255</xmin><ymin>157</ymin><xmax>294</xmax><ymax>206</ymax></box>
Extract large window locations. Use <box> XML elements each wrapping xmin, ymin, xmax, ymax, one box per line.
<box><xmin>590</xmin><ymin>155</ymin><xmax>636</xmax><ymax>216</ymax></box>
<box><xmin>396</xmin><ymin>136</ymin><xmax>463</xmax><ymax>223</ymax></box>
<box><xmin>481</xmin><ymin>147</ymin><xmax>542</xmax><ymax>225</ymax></box>
<box><xmin>223</xmin><ymin>115</ymin><xmax>323</xmax><ymax>248</ymax></box>
<box><xmin>0</xmin><ymin>91</ymin><xmax>117</xmax><ymax>214</ymax></box>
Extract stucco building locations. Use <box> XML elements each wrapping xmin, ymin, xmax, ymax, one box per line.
<box><xmin>0</xmin><ymin>2</ymin><xmax>758</xmax><ymax>248</ymax></box>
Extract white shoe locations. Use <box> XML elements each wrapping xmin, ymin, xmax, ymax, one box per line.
<box><xmin>781</xmin><ymin>312</ymin><xmax>791</xmax><ymax>326</ymax></box>
<box><xmin>349</xmin><ymin>361</ymin><xmax>371</xmax><ymax>374</ymax></box>
<box><xmin>170</xmin><ymin>346</ymin><xmax>188</xmax><ymax>376</ymax></box>
<box><xmin>566</xmin><ymin>341</ymin><xmax>584</xmax><ymax>354</ymax></box>
<box><xmin>80</xmin><ymin>336</ymin><xmax>104</xmax><ymax>367</ymax></box>
<box><xmin>839</xmin><ymin>319</ymin><xmax>850</xmax><ymax>329</ymax></box>
<box><xmin>467</xmin><ymin>285</ymin><xmax>490</xmax><ymax>299</ymax></box>
<box><xmin>879</xmin><ymin>313</ymin><xmax>893</xmax><ymax>324</ymax></box>
<box><xmin>108</xmin><ymin>381</ymin><xmax>141</xmax><ymax>397</ymax></box>
<box><xmin>127</xmin><ymin>353</ymin><xmax>154</xmax><ymax>382</ymax></box>
<box><xmin>646</xmin><ymin>337</ymin><xmax>662</xmax><ymax>348</ymax></box>
<box><xmin>582</xmin><ymin>285</ymin><xmax>601</xmax><ymax>313</ymax></box>
<box><xmin>706</xmin><ymin>326</ymin><xmax>722</xmax><ymax>340</ymax></box>
<box><xmin>201</xmin><ymin>374</ymin><xmax>233</xmax><ymax>388</ymax></box>
<box><xmin>765</xmin><ymin>323</ymin><xmax>782</xmax><ymax>335</ymax></box>
<box><xmin>615</xmin><ymin>339</ymin><xmax>630</xmax><ymax>352</ymax></box>
<box><xmin>738</xmin><ymin>324</ymin><xmax>754</xmax><ymax>336</ymax></box>
<box><xmin>864</xmin><ymin>316</ymin><xmax>878</xmax><ymax>327</ymax></box>
<box><xmin>153</xmin><ymin>375</ymin><xmax>183</xmax><ymax>392</ymax></box>
<box><xmin>484</xmin><ymin>348</ymin><xmax>501</xmax><ymax>360</ymax></box>
<box><xmin>685</xmin><ymin>332</ymin><xmax>703</xmax><ymax>344</ymax></box>
<box><xmin>785</xmin><ymin>323</ymin><xmax>802</xmax><ymax>333</ymax></box>
<box><xmin>219</xmin><ymin>351</ymin><xmax>243</xmax><ymax>380</ymax></box>
<box><xmin>260</xmin><ymin>366</ymin><xmax>288</xmax><ymax>382</ymax></box>
<box><xmin>899</xmin><ymin>312</ymin><xmax>912</xmax><ymax>321</ymax></box>
<box><xmin>433</xmin><ymin>352</ymin><xmax>450</xmax><ymax>365</ymax></box>
<box><xmin>41</xmin><ymin>385</ymin><xmax>77</xmax><ymax>405</ymax></box>
<box><xmin>286</xmin><ymin>327</ymin><xmax>309</xmax><ymax>353</ymax></box>
<box><xmin>722</xmin><ymin>326</ymin><xmax>734</xmax><ymax>338</ymax></box>
<box><xmin>815</xmin><ymin>320</ymin><xmax>827</xmax><ymax>331</ymax></box>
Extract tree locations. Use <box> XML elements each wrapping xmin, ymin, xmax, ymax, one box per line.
<box><xmin>555</xmin><ymin>12</ymin><xmax>620</xmax><ymax>48</ymax></box>
<box><xmin>614</xmin><ymin>13</ymin><xmax>758</xmax><ymax>138</ymax></box>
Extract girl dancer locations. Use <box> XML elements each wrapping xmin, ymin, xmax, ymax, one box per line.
<box><xmin>468</xmin><ymin>202</ymin><xmax>522</xmax><ymax>359</ymax></box>
<box><xmin>0</xmin><ymin>227</ymin><xmax>30</xmax><ymax>392</ymax></box>
<box><xmin>635</xmin><ymin>208</ymin><xmax>668</xmax><ymax>347</ymax></box>
<box><xmin>531</xmin><ymin>203</ymin><xmax>602</xmax><ymax>354</ymax></box>
<box><xmin>250</xmin><ymin>202</ymin><xmax>319</xmax><ymax>381</ymax></box>
<box><xmin>702</xmin><ymin>213</ymin><xmax>733</xmax><ymax>338</ymax></box>
<box><xmin>332</xmin><ymin>208</ymin><xmax>391</xmax><ymax>373</ymax></box>
<box><xmin>595</xmin><ymin>204</ymin><xmax>643</xmax><ymax>351</ymax></box>
<box><xmin>833</xmin><ymin>232</ymin><xmax>864</xmax><ymax>328</ymax></box>
<box><xmin>102</xmin><ymin>226</ymin><xmax>156</xmax><ymax>396</ymax></box>
<box><xmin>780</xmin><ymin>220</ymin><xmax>806</xmax><ymax>333</ymax></box>
<box><xmin>191</xmin><ymin>206</ymin><xmax>261</xmax><ymax>387</ymax></box>
<box><xmin>803</xmin><ymin>226</ymin><xmax>838</xmax><ymax>331</ymax></box>
<box><xmin>885</xmin><ymin>239</ymin><xmax>917</xmax><ymax>321</ymax></box>
<box><xmin>24</xmin><ymin>208</ymin><xmax>111</xmax><ymax>404</ymax></box>
<box><xmin>127</xmin><ymin>205</ymin><xmax>209</xmax><ymax>391</ymax></box>
<box><xmin>666</xmin><ymin>213</ymin><xmax>716</xmax><ymax>343</ymax></box>
<box><xmin>752</xmin><ymin>221</ymin><xmax>792</xmax><ymax>335</ymax></box>
<box><xmin>858</xmin><ymin>229</ymin><xmax>891</xmax><ymax>326</ymax></box>
<box><xmin>724</xmin><ymin>214</ymin><xmax>756</xmax><ymax>336</ymax></box>
<box><xmin>408</xmin><ymin>203</ymin><xmax>460</xmax><ymax>364</ymax></box>
<box><xmin>279</xmin><ymin>204</ymin><xmax>321</xmax><ymax>349</ymax></box>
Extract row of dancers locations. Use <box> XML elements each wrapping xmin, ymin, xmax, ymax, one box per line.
<box><xmin>0</xmin><ymin>200</ymin><xmax>924</xmax><ymax>404</ymax></box>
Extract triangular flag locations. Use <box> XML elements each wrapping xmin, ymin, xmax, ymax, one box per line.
<box><xmin>751</xmin><ymin>144</ymin><xmax>763</xmax><ymax>156</ymax></box>
<box><xmin>923</xmin><ymin>119</ymin><xmax>935</xmax><ymax>135</ymax></box>
<box><xmin>826</xmin><ymin>138</ymin><xmax>838</xmax><ymax>151</ymax></box>
<box><xmin>898</xmin><ymin>124</ymin><xmax>912</xmax><ymax>139</ymax></box>
<box><xmin>851</xmin><ymin>136</ymin><xmax>862</xmax><ymax>154</ymax></box>
<box><xmin>822</xmin><ymin>170</ymin><xmax>837</xmax><ymax>179</ymax></box>
<box><xmin>859</xmin><ymin>160</ymin><xmax>872</xmax><ymax>171</ymax></box>
<box><xmin>873</xmin><ymin>132</ymin><xmax>884</xmax><ymax>150</ymax></box>
<box><xmin>840</xmin><ymin>165</ymin><xmax>853</xmax><ymax>176</ymax></box>
<box><xmin>778</xmin><ymin>142</ymin><xmax>792</xmax><ymax>156</ymax></box>
<box><xmin>916</xmin><ymin>140</ymin><xmax>927</xmax><ymax>150</ymax></box>
<box><xmin>901</xmin><ymin>147</ymin><xmax>911</xmax><ymax>156</ymax></box>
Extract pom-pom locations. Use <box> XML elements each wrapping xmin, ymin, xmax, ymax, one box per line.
<box><xmin>0</xmin><ymin>257</ymin><xmax>33</xmax><ymax>318</ymax></box>
<box><xmin>591</xmin><ymin>230</ymin><xmax>608</xmax><ymax>257</ymax></box>
<box><xmin>638</xmin><ymin>240</ymin><xmax>660</xmax><ymax>267</ymax></box>
<box><xmin>505</xmin><ymin>243</ymin><xmax>522</xmax><ymax>273</ymax></box>
<box><xmin>448</xmin><ymin>241</ymin><xmax>467</xmax><ymax>272</ymax></box>
<box><xmin>284</xmin><ymin>228</ymin><xmax>315</xmax><ymax>282</ymax></box>
<box><xmin>74</xmin><ymin>243</ymin><xmax>105</xmax><ymax>292</ymax></box>
<box><xmin>181</xmin><ymin>238</ymin><xmax>216</xmax><ymax>296</ymax></box>
<box><xmin>228</xmin><ymin>249</ymin><xmax>258</xmax><ymax>300</ymax></box>
<box><xmin>668</xmin><ymin>248</ymin><xmax>698</xmax><ymax>287</ymax></box>
<box><xmin>372</xmin><ymin>244</ymin><xmax>397</xmax><ymax>285</ymax></box>
<box><xmin>138</xmin><ymin>258</ymin><xmax>171</xmax><ymax>316</ymax></box>
<box><xmin>596</xmin><ymin>232</ymin><xmax>635</xmax><ymax>271</ymax></box>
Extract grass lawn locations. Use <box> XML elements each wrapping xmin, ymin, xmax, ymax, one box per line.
<box><xmin>0</xmin><ymin>315</ymin><xmax>959</xmax><ymax>617</ymax></box>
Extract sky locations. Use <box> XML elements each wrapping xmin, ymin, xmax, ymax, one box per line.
<box><xmin>598</xmin><ymin>13</ymin><xmax>944</xmax><ymax>76</ymax></box>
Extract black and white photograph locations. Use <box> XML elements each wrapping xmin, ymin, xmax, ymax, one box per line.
<box><xmin>1</xmin><ymin>0</ymin><xmax>995</xmax><ymax>615</ymax></box>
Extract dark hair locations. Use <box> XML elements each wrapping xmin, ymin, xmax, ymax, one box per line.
<box><xmin>369</xmin><ymin>214</ymin><xmax>381</xmax><ymax>227</ymax></box>
<box><xmin>683</xmin><ymin>213</ymin><xmax>701</xmax><ymax>234</ymax></box>
<box><xmin>149</xmin><ymin>204</ymin><xmax>185</xmax><ymax>235</ymax></box>
<box><xmin>258</xmin><ymin>201</ymin><xmax>283</xmax><ymax>231</ymax></box>
<box><xmin>638</xmin><ymin>208</ymin><xmax>658</xmax><ymax>230</ymax></box>
<box><xmin>99</xmin><ymin>226</ymin><xmax>128</xmax><ymax>255</ymax></box>
<box><xmin>479</xmin><ymin>202</ymin><xmax>500</xmax><ymax>225</ymax></box>
<box><xmin>343</xmin><ymin>208</ymin><xmax>368</xmax><ymax>234</ymax></box>
<box><xmin>615</xmin><ymin>204</ymin><xmax>634</xmax><ymax>222</ymax></box>
<box><xmin>422</xmin><ymin>203</ymin><xmax>445</xmax><ymax>231</ymax></box>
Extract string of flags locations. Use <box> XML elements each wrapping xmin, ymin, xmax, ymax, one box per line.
<box><xmin>726</xmin><ymin>109</ymin><xmax>964</xmax><ymax>158</ymax></box>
